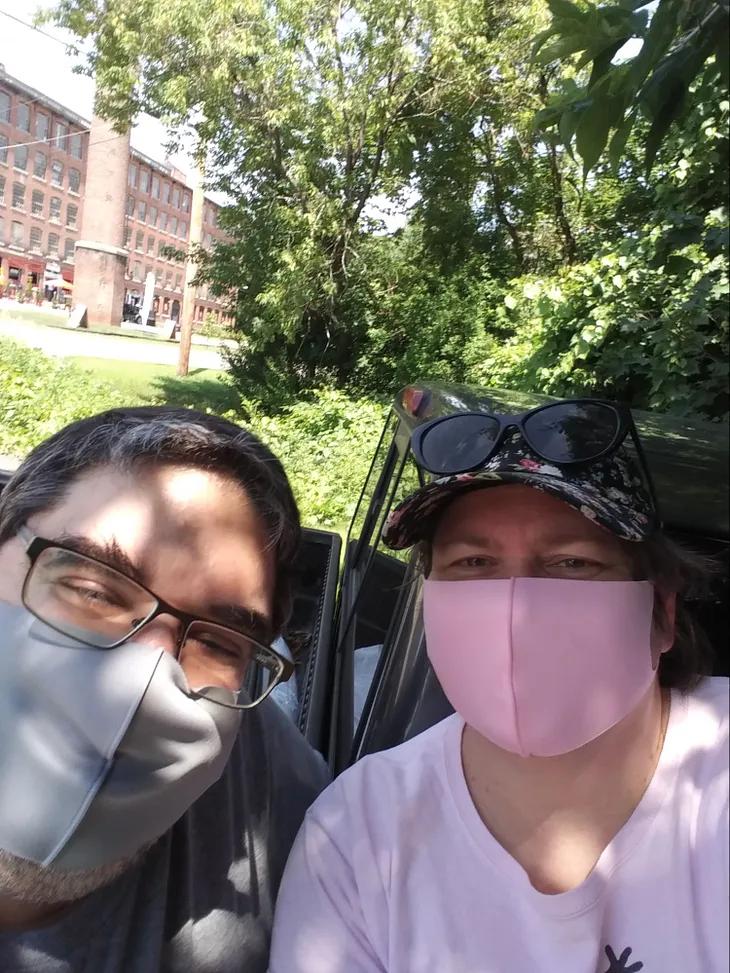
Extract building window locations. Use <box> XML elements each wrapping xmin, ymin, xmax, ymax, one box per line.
<box><xmin>133</xmin><ymin>260</ymin><xmax>142</xmax><ymax>281</ymax></box>
<box><xmin>155</xmin><ymin>268</ymin><xmax>162</xmax><ymax>287</ymax></box>
<box><xmin>29</xmin><ymin>226</ymin><xmax>42</xmax><ymax>253</ymax></box>
<box><xmin>128</xmin><ymin>164</ymin><xmax>138</xmax><ymax>188</ymax></box>
<box><xmin>54</xmin><ymin>121</ymin><xmax>69</xmax><ymax>150</ymax></box>
<box><xmin>34</xmin><ymin>152</ymin><xmax>47</xmax><ymax>180</ymax></box>
<box><xmin>151</xmin><ymin>175</ymin><xmax>160</xmax><ymax>199</ymax></box>
<box><xmin>140</xmin><ymin>169</ymin><xmax>149</xmax><ymax>193</ymax></box>
<box><xmin>17</xmin><ymin>103</ymin><xmax>31</xmax><ymax>133</ymax></box>
<box><xmin>0</xmin><ymin>91</ymin><xmax>10</xmax><ymax>125</ymax></box>
<box><xmin>165</xmin><ymin>271</ymin><xmax>173</xmax><ymax>289</ymax></box>
<box><xmin>172</xmin><ymin>187</ymin><xmax>180</xmax><ymax>209</ymax></box>
<box><xmin>69</xmin><ymin>133</ymin><xmax>83</xmax><ymax>159</ymax></box>
<box><xmin>0</xmin><ymin>134</ymin><xmax>8</xmax><ymax>165</ymax></box>
<box><xmin>11</xmin><ymin>220</ymin><xmax>24</xmax><ymax>247</ymax></box>
<box><xmin>51</xmin><ymin>161</ymin><xmax>64</xmax><ymax>187</ymax></box>
<box><xmin>138</xmin><ymin>200</ymin><xmax>147</xmax><ymax>222</ymax></box>
<box><xmin>14</xmin><ymin>145</ymin><xmax>28</xmax><ymax>171</ymax></box>
<box><xmin>66</xmin><ymin>204</ymin><xmax>78</xmax><ymax>229</ymax></box>
<box><xmin>158</xmin><ymin>241</ymin><xmax>165</xmax><ymax>257</ymax></box>
<box><xmin>197</xmin><ymin>305</ymin><xmax>204</xmax><ymax>321</ymax></box>
<box><xmin>0</xmin><ymin>215</ymin><xmax>4</xmax><ymax>241</ymax></box>
<box><xmin>170</xmin><ymin>216</ymin><xmax>178</xmax><ymax>236</ymax></box>
<box><xmin>162</xmin><ymin>182</ymin><xmax>170</xmax><ymax>204</ymax></box>
<box><xmin>31</xmin><ymin>190</ymin><xmax>44</xmax><ymax>217</ymax></box>
<box><xmin>163</xmin><ymin>297</ymin><xmax>170</xmax><ymax>315</ymax></box>
<box><xmin>124</xmin><ymin>226</ymin><xmax>132</xmax><ymax>248</ymax></box>
<box><xmin>147</xmin><ymin>235</ymin><xmax>155</xmax><ymax>254</ymax></box>
<box><xmin>69</xmin><ymin>167</ymin><xmax>81</xmax><ymax>193</ymax></box>
<box><xmin>144</xmin><ymin>265</ymin><xmax>153</xmax><ymax>282</ymax></box>
<box><xmin>205</xmin><ymin>232</ymin><xmax>212</xmax><ymax>248</ymax></box>
<box><xmin>160</xmin><ymin>212</ymin><xmax>168</xmax><ymax>233</ymax></box>
<box><xmin>0</xmin><ymin>175</ymin><xmax>5</xmax><ymax>205</ymax></box>
<box><xmin>182</xmin><ymin>193</ymin><xmax>190</xmax><ymax>213</ymax></box>
<box><xmin>135</xmin><ymin>230</ymin><xmax>144</xmax><ymax>251</ymax></box>
<box><xmin>35</xmin><ymin>113</ymin><xmax>49</xmax><ymax>141</ymax></box>
<box><xmin>48</xmin><ymin>232</ymin><xmax>60</xmax><ymax>256</ymax></box>
<box><xmin>149</xmin><ymin>206</ymin><xmax>157</xmax><ymax>227</ymax></box>
<box><xmin>179</xmin><ymin>220</ymin><xmax>187</xmax><ymax>239</ymax></box>
<box><xmin>64</xmin><ymin>238</ymin><xmax>76</xmax><ymax>262</ymax></box>
<box><xmin>126</xmin><ymin>195</ymin><xmax>135</xmax><ymax>216</ymax></box>
<box><xmin>174</xmin><ymin>273</ymin><xmax>182</xmax><ymax>292</ymax></box>
<box><xmin>209</xmin><ymin>208</ymin><xmax>216</xmax><ymax>227</ymax></box>
<box><xmin>49</xmin><ymin>196</ymin><xmax>62</xmax><ymax>222</ymax></box>
<box><xmin>12</xmin><ymin>182</ymin><xmax>25</xmax><ymax>210</ymax></box>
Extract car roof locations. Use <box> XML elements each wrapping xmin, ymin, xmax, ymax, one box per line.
<box><xmin>394</xmin><ymin>382</ymin><xmax>730</xmax><ymax>541</ymax></box>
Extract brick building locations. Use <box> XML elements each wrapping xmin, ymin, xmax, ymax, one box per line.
<box><xmin>0</xmin><ymin>66</ymin><xmax>232</xmax><ymax>327</ymax></box>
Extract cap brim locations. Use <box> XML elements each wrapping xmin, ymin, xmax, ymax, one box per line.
<box><xmin>382</xmin><ymin>469</ymin><xmax>655</xmax><ymax>550</ymax></box>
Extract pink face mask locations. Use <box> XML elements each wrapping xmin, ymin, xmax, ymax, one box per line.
<box><xmin>423</xmin><ymin>578</ymin><xmax>658</xmax><ymax>757</ymax></box>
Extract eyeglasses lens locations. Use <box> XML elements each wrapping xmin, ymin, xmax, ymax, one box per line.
<box><xmin>420</xmin><ymin>414</ymin><xmax>502</xmax><ymax>474</ymax></box>
<box><xmin>523</xmin><ymin>402</ymin><xmax>619</xmax><ymax>463</ymax></box>
<box><xmin>24</xmin><ymin>547</ymin><xmax>281</xmax><ymax>705</ymax></box>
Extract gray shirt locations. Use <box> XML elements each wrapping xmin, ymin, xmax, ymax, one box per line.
<box><xmin>0</xmin><ymin>698</ymin><xmax>330</xmax><ymax>973</ymax></box>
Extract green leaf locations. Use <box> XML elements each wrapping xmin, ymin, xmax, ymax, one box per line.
<box><xmin>608</xmin><ymin>109</ymin><xmax>636</xmax><ymax>171</ymax></box>
<box><xmin>559</xmin><ymin>107</ymin><xmax>582</xmax><ymax>156</ymax></box>
<box><xmin>587</xmin><ymin>38</ymin><xmax>630</xmax><ymax>88</ymax></box>
<box><xmin>575</xmin><ymin>94</ymin><xmax>622</xmax><ymax>173</ymax></box>
<box><xmin>533</xmin><ymin>34</ymin><xmax>594</xmax><ymax>64</ymax></box>
<box><xmin>716</xmin><ymin>23</ymin><xmax>730</xmax><ymax>88</ymax></box>
<box><xmin>531</xmin><ymin>26</ymin><xmax>559</xmax><ymax>58</ymax></box>
<box><xmin>644</xmin><ymin>80</ymin><xmax>687</xmax><ymax>174</ymax></box>
<box><xmin>546</xmin><ymin>0</ymin><xmax>585</xmax><ymax>20</ymax></box>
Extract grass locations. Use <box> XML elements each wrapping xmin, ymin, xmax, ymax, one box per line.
<box><xmin>70</xmin><ymin>357</ymin><xmax>241</xmax><ymax>413</ymax></box>
<box><xmin>0</xmin><ymin>307</ymin><xmax>172</xmax><ymax>345</ymax></box>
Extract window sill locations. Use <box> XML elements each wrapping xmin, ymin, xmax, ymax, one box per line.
<box><xmin>33</xmin><ymin>175</ymin><xmax>47</xmax><ymax>184</ymax></box>
<box><xmin>68</xmin><ymin>189</ymin><xmax>80</xmax><ymax>197</ymax></box>
<box><xmin>66</xmin><ymin>226</ymin><xmax>78</xmax><ymax>232</ymax></box>
<box><xmin>11</xmin><ymin>206</ymin><xmax>26</xmax><ymax>214</ymax></box>
<box><xmin>13</xmin><ymin>168</ymin><xmax>28</xmax><ymax>175</ymax></box>
<box><xmin>48</xmin><ymin>218</ymin><xmax>62</xmax><ymax>225</ymax></box>
<box><xmin>8</xmin><ymin>244</ymin><xmax>25</xmax><ymax>252</ymax></box>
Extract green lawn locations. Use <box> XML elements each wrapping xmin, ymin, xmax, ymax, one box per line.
<box><xmin>70</xmin><ymin>357</ymin><xmax>241</xmax><ymax>413</ymax></box>
<box><xmin>0</xmin><ymin>307</ymin><xmax>172</xmax><ymax>345</ymax></box>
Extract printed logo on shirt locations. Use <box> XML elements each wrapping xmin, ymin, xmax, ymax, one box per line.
<box><xmin>602</xmin><ymin>945</ymin><xmax>643</xmax><ymax>972</ymax></box>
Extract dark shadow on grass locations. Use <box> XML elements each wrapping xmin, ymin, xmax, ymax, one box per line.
<box><xmin>152</xmin><ymin>370</ymin><xmax>242</xmax><ymax>415</ymax></box>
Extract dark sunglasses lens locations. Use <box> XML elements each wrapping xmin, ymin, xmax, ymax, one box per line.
<box><xmin>419</xmin><ymin>414</ymin><xmax>501</xmax><ymax>474</ymax></box>
<box><xmin>523</xmin><ymin>402</ymin><xmax>620</xmax><ymax>462</ymax></box>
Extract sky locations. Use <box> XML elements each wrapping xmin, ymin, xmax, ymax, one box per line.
<box><xmin>0</xmin><ymin>0</ymin><xmax>197</xmax><ymax>180</ymax></box>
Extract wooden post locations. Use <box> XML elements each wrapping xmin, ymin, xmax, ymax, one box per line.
<box><xmin>177</xmin><ymin>164</ymin><xmax>206</xmax><ymax>377</ymax></box>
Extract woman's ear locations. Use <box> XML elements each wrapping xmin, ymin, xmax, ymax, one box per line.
<box><xmin>651</xmin><ymin>589</ymin><xmax>677</xmax><ymax>667</ymax></box>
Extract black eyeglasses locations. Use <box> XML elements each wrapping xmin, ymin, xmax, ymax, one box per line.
<box><xmin>18</xmin><ymin>526</ymin><xmax>294</xmax><ymax>709</ymax></box>
<box><xmin>411</xmin><ymin>399</ymin><xmax>658</xmax><ymax>508</ymax></box>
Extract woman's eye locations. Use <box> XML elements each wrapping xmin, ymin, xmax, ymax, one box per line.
<box><xmin>456</xmin><ymin>556</ymin><xmax>492</xmax><ymax>568</ymax></box>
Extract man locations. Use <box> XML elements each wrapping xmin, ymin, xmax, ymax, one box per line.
<box><xmin>0</xmin><ymin>405</ymin><xmax>329</xmax><ymax>973</ymax></box>
<box><xmin>270</xmin><ymin>401</ymin><xmax>729</xmax><ymax>972</ymax></box>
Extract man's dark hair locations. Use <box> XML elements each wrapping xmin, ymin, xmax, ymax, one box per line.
<box><xmin>0</xmin><ymin>406</ymin><xmax>301</xmax><ymax>634</ymax></box>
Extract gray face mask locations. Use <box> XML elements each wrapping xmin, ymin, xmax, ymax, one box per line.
<box><xmin>0</xmin><ymin>601</ymin><xmax>241</xmax><ymax>870</ymax></box>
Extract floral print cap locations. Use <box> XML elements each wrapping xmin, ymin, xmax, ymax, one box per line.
<box><xmin>382</xmin><ymin>429</ymin><xmax>656</xmax><ymax>550</ymax></box>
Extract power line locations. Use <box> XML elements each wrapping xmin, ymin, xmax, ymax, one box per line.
<box><xmin>1</xmin><ymin>130</ymin><xmax>92</xmax><ymax>152</ymax></box>
<box><xmin>0</xmin><ymin>9</ymin><xmax>76</xmax><ymax>49</ymax></box>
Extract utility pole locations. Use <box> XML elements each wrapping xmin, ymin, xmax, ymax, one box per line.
<box><xmin>177</xmin><ymin>163</ymin><xmax>206</xmax><ymax>377</ymax></box>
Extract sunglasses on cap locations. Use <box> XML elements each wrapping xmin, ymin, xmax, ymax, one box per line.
<box><xmin>410</xmin><ymin>398</ymin><xmax>659</xmax><ymax>507</ymax></box>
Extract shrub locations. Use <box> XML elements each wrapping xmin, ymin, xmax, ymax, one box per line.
<box><xmin>0</xmin><ymin>338</ymin><xmax>133</xmax><ymax>456</ymax></box>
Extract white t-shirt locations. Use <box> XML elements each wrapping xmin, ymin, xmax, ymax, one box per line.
<box><xmin>270</xmin><ymin>677</ymin><xmax>729</xmax><ymax>973</ymax></box>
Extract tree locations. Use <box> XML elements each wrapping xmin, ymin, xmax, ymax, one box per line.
<box><xmin>45</xmin><ymin>0</ymin><xmax>493</xmax><ymax>388</ymax></box>
<box><xmin>531</xmin><ymin>0</ymin><xmax>729</xmax><ymax>174</ymax></box>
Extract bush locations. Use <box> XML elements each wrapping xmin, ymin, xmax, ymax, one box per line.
<box><xmin>243</xmin><ymin>389</ymin><xmax>387</xmax><ymax>531</ymax></box>
<box><xmin>1</xmin><ymin>337</ymin><xmax>387</xmax><ymax>534</ymax></box>
<box><xmin>0</xmin><ymin>338</ymin><xmax>134</xmax><ymax>457</ymax></box>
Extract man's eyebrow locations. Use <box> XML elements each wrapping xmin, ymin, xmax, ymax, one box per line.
<box><xmin>436</xmin><ymin>529</ymin><xmax>615</xmax><ymax>549</ymax></box>
<box><xmin>205</xmin><ymin>603</ymin><xmax>272</xmax><ymax>644</ymax></box>
<box><xmin>55</xmin><ymin>533</ymin><xmax>146</xmax><ymax>584</ymax></box>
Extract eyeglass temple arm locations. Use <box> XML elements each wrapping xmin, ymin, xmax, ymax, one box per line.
<box><xmin>17</xmin><ymin>524</ymin><xmax>35</xmax><ymax>547</ymax></box>
<box><xmin>628</xmin><ymin>422</ymin><xmax>661</xmax><ymax>522</ymax></box>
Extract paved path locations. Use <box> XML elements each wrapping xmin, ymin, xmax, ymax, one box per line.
<box><xmin>0</xmin><ymin>317</ymin><xmax>228</xmax><ymax>371</ymax></box>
